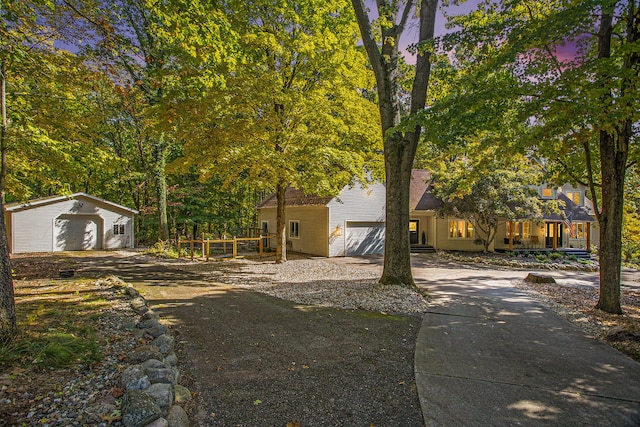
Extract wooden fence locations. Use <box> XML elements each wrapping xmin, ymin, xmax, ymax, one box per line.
<box><xmin>177</xmin><ymin>233</ymin><xmax>275</xmax><ymax>260</ymax></box>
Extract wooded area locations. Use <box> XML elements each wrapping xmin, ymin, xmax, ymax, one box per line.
<box><xmin>1</xmin><ymin>0</ymin><xmax>638</xmax><ymax>341</ymax></box>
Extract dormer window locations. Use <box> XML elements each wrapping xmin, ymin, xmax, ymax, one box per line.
<box><xmin>565</xmin><ymin>191</ymin><xmax>582</xmax><ymax>205</ymax></box>
<box><xmin>542</xmin><ymin>188</ymin><xmax>553</xmax><ymax>198</ymax></box>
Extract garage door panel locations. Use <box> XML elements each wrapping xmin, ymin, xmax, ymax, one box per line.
<box><xmin>55</xmin><ymin>217</ymin><xmax>99</xmax><ymax>251</ymax></box>
<box><xmin>346</xmin><ymin>222</ymin><xmax>385</xmax><ymax>256</ymax></box>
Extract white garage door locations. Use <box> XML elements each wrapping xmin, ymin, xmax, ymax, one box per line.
<box><xmin>345</xmin><ymin>221</ymin><xmax>385</xmax><ymax>256</ymax></box>
<box><xmin>54</xmin><ymin>215</ymin><xmax>100</xmax><ymax>251</ymax></box>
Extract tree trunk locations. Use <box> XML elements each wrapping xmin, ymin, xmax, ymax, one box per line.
<box><xmin>154</xmin><ymin>135</ymin><xmax>169</xmax><ymax>241</ymax></box>
<box><xmin>275</xmin><ymin>180</ymin><xmax>287</xmax><ymax>264</ymax></box>
<box><xmin>594</xmin><ymin>3</ymin><xmax>638</xmax><ymax>314</ymax></box>
<box><xmin>596</xmin><ymin>130</ymin><xmax>625</xmax><ymax>314</ymax></box>
<box><xmin>351</xmin><ymin>0</ymin><xmax>438</xmax><ymax>287</ymax></box>
<box><xmin>380</xmin><ymin>132</ymin><xmax>415</xmax><ymax>286</ymax></box>
<box><xmin>0</xmin><ymin>60</ymin><xmax>16</xmax><ymax>343</ymax></box>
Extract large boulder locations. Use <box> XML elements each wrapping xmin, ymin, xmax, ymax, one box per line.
<box><xmin>128</xmin><ymin>345</ymin><xmax>164</xmax><ymax>364</ymax></box>
<box><xmin>166</xmin><ymin>405</ymin><xmax>190</xmax><ymax>427</ymax></box>
<box><xmin>122</xmin><ymin>390</ymin><xmax>162</xmax><ymax>427</ymax></box>
<box><xmin>145</xmin><ymin>383</ymin><xmax>175</xmax><ymax>414</ymax></box>
<box><xmin>524</xmin><ymin>273</ymin><xmax>556</xmax><ymax>284</ymax></box>
<box><xmin>121</xmin><ymin>365</ymin><xmax>151</xmax><ymax>391</ymax></box>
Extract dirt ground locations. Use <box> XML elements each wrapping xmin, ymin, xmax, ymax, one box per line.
<box><xmin>8</xmin><ymin>252</ymin><xmax>425</xmax><ymax>427</ymax></box>
<box><xmin>6</xmin><ymin>250</ymin><xmax>640</xmax><ymax>426</ymax></box>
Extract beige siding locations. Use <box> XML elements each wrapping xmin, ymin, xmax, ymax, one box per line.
<box><xmin>433</xmin><ymin>217</ymin><xmax>487</xmax><ymax>251</ymax></box>
<box><xmin>258</xmin><ymin>206</ymin><xmax>329</xmax><ymax>257</ymax></box>
<box><xmin>409</xmin><ymin>212</ymin><xmax>434</xmax><ymax>246</ymax></box>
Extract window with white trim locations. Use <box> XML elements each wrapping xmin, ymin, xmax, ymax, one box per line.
<box><xmin>449</xmin><ymin>219</ymin><xmax>474</xmax><ymax>239</ymax></box>
<box><xmin>506</xmin><ymin>221</ymin><xmax>531</xmax><ymax>239</ymax></box>
<box><xmin>289</xmin><ymin>220</ymin><xmax>300</xmax><ymax>239</ymax></box>
<box><xmin>113</xmin><ymin>224</ymin><xmax>125</xmax><ymax>235</ymax></box>
<box><xmin>565</xmin><ymin>191</ymin><xmax>582</xmax><ymax>205</ymax></box>
<box><xmin>571</xmin><ymin>223</ymin><xmax>586</xmax><ymax>238</ymax></box>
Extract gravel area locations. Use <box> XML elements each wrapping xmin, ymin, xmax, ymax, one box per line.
<box><xmin>205</xmin><ymin>258</ymin><xmax>430</xmax><ymax>315</ymax></box>
<box><xmin>1</xmin><ymin>277</ymin><xmax>140</xmax><ymax>427</ymax></box>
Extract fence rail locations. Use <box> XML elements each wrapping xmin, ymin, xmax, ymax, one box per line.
<box><xmin>177</xmin><ymin>234</ymin><xmax>275</xmax><ymax>260</ymax></box>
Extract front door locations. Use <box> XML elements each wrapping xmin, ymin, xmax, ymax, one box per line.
<box><xmin>409</xmin><ymin>220</ymin><xmax>419</xmax><ymax>245</ymax></box>
<box><xmin>545</xmin><ymin>222</ymin><xmax>563</xmax><ymax>248</ymax></box>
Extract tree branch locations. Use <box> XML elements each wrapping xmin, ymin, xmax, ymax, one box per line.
<box><xmin>350</xmin><ymin>0</ymin><xmax>384</xmax><ymax>85</ymax></box>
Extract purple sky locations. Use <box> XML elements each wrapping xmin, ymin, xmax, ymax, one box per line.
<box><xmin>362</xmin><ymin>0</ymin><xmax>481</xmax><ymax>63</ymax></box>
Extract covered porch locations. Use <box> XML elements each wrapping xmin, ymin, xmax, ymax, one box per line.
<box><xmin>497</xmin><ymin>219</ymin><xmax>596</xmax><ymax>252</ymax></box>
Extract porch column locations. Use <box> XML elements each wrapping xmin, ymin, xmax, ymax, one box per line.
<box><xmin>509</xmin><ymin>221</ymin><xmax>514</xmax><ymax>251</ymax></box>
<box><xmin>553</xmin><ymin>222</ymin><xmax>558</xmax><ymax>250</ymax></box>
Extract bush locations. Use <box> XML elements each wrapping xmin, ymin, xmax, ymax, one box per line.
<box><xmin>145</xmin><ymin>240</ymin><xmax>180</xmax><ymax>259</ymax></box>
<box><xmin>549</xmin><ymin>252</ymin><xmax>564</xmax><ymax>260</ymax></box>
<box><xmin>535</xmin><ymin>254</ymin><xmax>549</xmax><ymax>263</ymax></box>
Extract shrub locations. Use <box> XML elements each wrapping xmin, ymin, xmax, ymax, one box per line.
<box><xmin>145</xmin><ymin>240</ymin><xmax>180</xmax><ymax>259</ymax></box>
<box><xmin>549</xmin><ymin>252</ymin><xmax>564</xmax><ymax>260</ymax></box>
<box><xmin>535</xmin><ymin>254</ymin><xmax>549</xmax><ymax>263</ymax></box>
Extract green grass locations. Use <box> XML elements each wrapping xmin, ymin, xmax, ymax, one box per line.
<box><xmin>0</xmin><ymin>282</ymin><xmax>108</xmax><ymax>370</ymax></box>
<box><xmin>0</xmin><ymin>332</ymin><xmax>102</xmax><ymax>368</ymax></box>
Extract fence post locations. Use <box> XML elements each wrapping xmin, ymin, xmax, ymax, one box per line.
<box><xmin>233</xmin><ymin>237</ymin><xmax>237</xmax><ymax>259</ymax></box>
<box><xmin>259</xmin><ymin>235</ymin><xmax>263</xmax><ymax>257</ymax></box>
<box><xmin>206</xmin><ymin>239</ymin><xmax>210</xmax><ymax>261</ymax></box>
<box><xmin>177</xmin><ymin>237</ymin><xmax>181</xmax><ymax>258</ymax></box>
<box><xmin>190</xmin><ymin>238</ymin><xmax>194</xmax><ymax>260</ymax></box>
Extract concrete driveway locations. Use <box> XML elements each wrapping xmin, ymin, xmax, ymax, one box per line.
<box><xmin>328</xmin><ymin>254</ymin><xmax>640</xmax><ymax>426</ymax></box>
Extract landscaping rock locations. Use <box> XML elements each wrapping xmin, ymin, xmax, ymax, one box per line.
<box><xmin>164</xmin><ymin>352</ymin><xmax>178</xmax><ymax>367</ymax></box>
<box><xmin>125</xmin><ymin>286</ymin><xmax>141</xmax><ymax>298</ymax></box>
<box><xmin>153</xmin><ymin>334</ymin><xmax>175</xmax><ymax>355</ymax></box>
<box><xmin>145</xmin><ymin>418</ymin><xmax>169</xmax><ymax>427</ymax></box>
<box><xmin>128</xmin><ymin>345</ymin><xmax>164</xmax><ymax>364</ymax></box>
<box><xmin>139</xmin><ymin>318</ymin><xmax>162</xmax><ymax>329</ymax></box>
<box><xmin>147</xmin><ymin>324</ymin><xmax>170</xmax><ymax>338</ymax></box>
<box><xmin>146</xmin><ymin>367</ymin><xmax>177</xmax><ymax>385</ymax></box>
<box><xmin>122</xmin><ymin>390</ymin><xmax>162</xmax><ymax>427</ymax></box>
<box><xmin>131</xmin><ymin>297</ymin><xmax>149</xmax><ymax>314</ymax></box>
<box><xmin>143</xmin><ymin>359</ymin><xmax>167</xmax><ymax>370</ymax></box>
<box><xmin>142</xmin><ymin>310</ymin><xmax>160</xmax><ymax>322</ymax></box>
<box><xmin>145</xmin><ymin>383</ymin><xmax>174</xmax><ymax>414</ymax></box>
<box><xmin>166</xmin><ymin>405</ymin><xmax>190</xmax><ymax>427</ymax></box>
<box><xmin>173</xmin><ymin>385</ymin><xmax>192</xmax><ymax>404</ymax></box>
<box><xmin>122</xmin><ymin>365</ymin><xmax>151</xmax><ymax>391</ymax></box>
<box><xmin>525</xmin><ymin>273</ymin><xmax>556</xmax><ymax>284</ymax></box>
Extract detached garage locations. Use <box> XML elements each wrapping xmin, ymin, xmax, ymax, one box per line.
<box><xmin>4</xmin><ymin>193</ymin><xmax>138</xmax><ymax>254</ymax></box>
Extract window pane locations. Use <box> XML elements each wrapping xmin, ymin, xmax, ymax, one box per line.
<box><xmin>120</xmin><ymin>224</ymin><xmax>125</xmax><ymax>234</ymax></box>
<box><xmin>466</xmin><ymin>222</ymin><xmax>474</xmax><ymax>238</ymax></box>
<box><xmin>449</xmin><ymin>220</ymin><xmax>455</xmax><ymax>238</ymax></box>
<box><xmin>113</xmin><ymin>224</ymin><xmax>119</xmax><ymax>235</ymax></box>
<box><xmin>542</xmin><ymin>188</ymin><xmax>553</xmax><ymax>197</ymax></box>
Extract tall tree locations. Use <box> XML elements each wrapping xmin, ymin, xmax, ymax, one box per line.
<box><xmin>442</xmin><ymin>0</ymin><xmax>639</xmax><ymax>313</ymax></box>
<box><xmin>59</xmin><ymin>0</ymin><xmax>196</xmax><ymax>241</ymax></box>
<box><xmin>164</xmin><ymin>0</ymin><xmax>382</xmax><ymax>263</ymax></box>
<box><xmin>351</xmin><ymin>0</ymin><xmax>439</xmax><ymax>286</ymax></box>
<box><xmin>0</xmin><ymin>0</ymin><xmax>55</xmax><ymax>342</ymax></box>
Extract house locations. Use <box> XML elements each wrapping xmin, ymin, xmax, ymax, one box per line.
<box><xmin>257</xmin><ymin>171</ymin><xmax>598</xmax><ymax>257</ymax></box>
<box><xmin>257</xmin><ymin>182</ymin><xmax>386</xmax><ymax>257</ymax></box>
<box><xmin>4</xmin><ymin>193</ymin><xmax>138</xmax><ymax>253</ymax></box>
